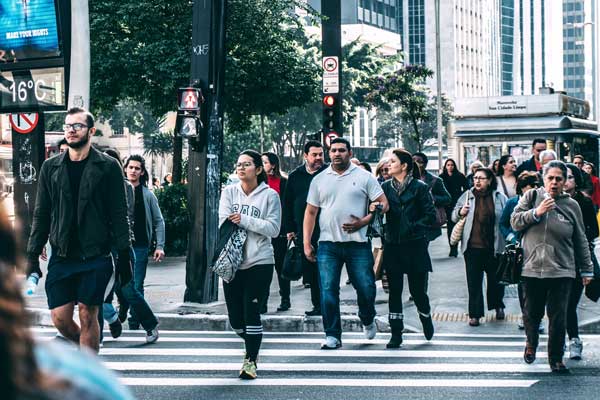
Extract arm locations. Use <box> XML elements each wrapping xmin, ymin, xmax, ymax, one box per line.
<box><xmin>451</xmin><ymin>191</ymin><xmax>468</xmax><ymax>223</ymax></box>
<box><xmin>572</xmin><ymin>204</ymin><xmax>594</xmax><ymax>277</ymax></box>
<box><xmin>499</xmin><ymin>198</ymin><xmax>518</xmax><ymax>243</ymax></box>
<box><xmin>580</xmin><ymin>196</ymin><xmax>599</xmax><ymax>242</ymax></box>
<box><xmin>149</xmin><ymin>190</ymin><xmax>166</xmax><ymax>252</ymax></box>
<box><xmin>415</xmin><ymin>185</ymin><xmax>436</xmax><ymax>228</ymax></box>
<box><xmin>510</xmin><ymin>189</ymin><xmax>539</xmax><ymax>232</ymax></box>
<box><xmin>432</xmin><ymin>177</ymin><xmax>452</xmax><ymax>207</ymax></box>
<box><xmin>218</xmin><ymin>186</ymin><xmax>234</xmax><ymax>226</ymax></box>
<box><xmin>303</xmin><ymin>203</ymin><xmax>319</xmax><ymax>262</ymax></box>
<box><xmin>106</xmin><ymin>162</ymin><xmax>132</xmax><ymax>252</ymax></box>
<box><xmin>238</xmin><ymin>191</ymin><xmax>281</xmax><ymax>238</ymax></box>
<box><xmin>26</xmin><ymin>162</ymin><xmax>51</xmax><ymax>269</ymax></box>
<box><xmin>282</xmin><ymin>175</ymin><xmax>297</xmax><ymax>235</ymax></box>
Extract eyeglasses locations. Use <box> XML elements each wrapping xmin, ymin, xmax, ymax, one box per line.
<box><xmin>63</xmin><ymin>123</ymin><xmax>88</xmax><ymax>132</ymax></box>
<box><xmin>473</xmin><ymin>176</ymin><xmax>489</xmax><ymax>181</ymax></box>
<box><xmin>236</xmin><ymin>162</ymin><xmax>254</xmax><ymax>169</ymax></box>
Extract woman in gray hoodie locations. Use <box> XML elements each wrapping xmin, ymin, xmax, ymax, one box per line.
<box><xmin>218</xmin><ymin>150</ymin><xmax>281</xmax><ymax>380</ymax></box>
<box><xmin>511</xmin><ymin>160</ymin><xmax>594</xmax><ymax>373</ymax></box>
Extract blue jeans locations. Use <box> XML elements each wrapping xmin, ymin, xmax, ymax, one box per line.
<box><xmin>317</xmin><ymin>241</ymin><xmax>376</xmax><ymax>340</ymax></box>
<box><xmin>132</xmin><ymin>246</ymin><xmax>150</xmax><ymax>297</ymax></box>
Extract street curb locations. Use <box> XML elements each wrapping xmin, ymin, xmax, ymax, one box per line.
<box><xmin>27</xmin><ymin>307</ymin><xmax>420</xmax><ymax>334</ymax></box>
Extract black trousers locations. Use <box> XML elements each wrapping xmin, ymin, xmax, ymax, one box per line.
<box><xmin>264</xmin><ymin>237</ymin><xmax>290</xmax><ymax>305</ymax></box>
<box><xmin>566</xmin><ymin>278</ymin><xmax>584</xmax><ymax>340</ymax></box>
<box><xmin>223</xmin><ymin>264</ymin><xmax>273</xmax><ymax>361</ymax></box>
<box><xmin>463</xmin><ymin>248</ymin><xmax>505</xmax><ymax>318</ymax></box>
<box><xmin>523</xmin><ymin>277</ymin><xmax>573</xmax><ymax>363</ymax></box>
<box><xmin>386</xmin><ymin>268</ymin><xmax>431</xmax><ymax>329</ymax></box>
<box><xmin>303</xmin><ymin>250</ymin><xmax>321</xmax><ymax>310</ymax></box>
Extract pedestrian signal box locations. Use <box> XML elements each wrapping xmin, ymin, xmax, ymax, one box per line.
<box><xmin>177</xmin><ymin>87</ymin><xmax>202</xmax><ymax>112</ymax></box>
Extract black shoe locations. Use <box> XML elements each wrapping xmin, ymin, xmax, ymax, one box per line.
<box><xmin>524</xmin><ymin>345</ymin><xmax>536</xmax><ymax>364</ymax></box>
<box><xmin>419</xmin><ymin>315</ymin><xmax>434</xmax><ymax>341</ymax></box>
<box><xmin>109</xmin><ymin>319</ymin><xmax>123</xmax><ymax>339</ymax></box>
<box><xmin>449</xmin><ymin>247</ymin><xmax>458</xmax><ymax>257</ymax></box>
<box><xmin>496</xmin><ymin>308</ymin><xmax>506</xmax><ymax>320</ymax></box>
<box><xmin>260</xmin><ymin>305</ymin><xmax>268</xmax><ymax>314</ymax></box>
<box><xmin>550</xmin><ymin>361</ymin><xmax>570</xmax><ymax>374</ymax></box>
<box><xmin>386</xmin><ymin>335</ymin><xmax>403</xmax><ymax>349</ymax></box>
<box><xmin>304</xmin><ymin>283</ymin><xmax>311</xmax><ymax>289</ymax></box>
<box><xmin>305</xmin><ymin>308</ymin><xmax>321</xmax><ymax>316</ymax></box>
<box><xmin>277</xmin><ymin>299</ymin><xmax>291</xmax><ymax>312</ymax></box>
<box><xmin>118</xmin><ymin>307</ymin><xmax>128</xmax><ymax>323</ymax></box>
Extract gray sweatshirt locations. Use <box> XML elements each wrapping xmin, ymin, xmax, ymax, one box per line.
<box><xmin>510</xmin><ymin>187</ymin><xmax>593</xmax><ymax>279</ymax></box>
<box><xmin>218</xmin><ymin>182</ymin><xmax>281</xmax><ymax>269</ymax></box>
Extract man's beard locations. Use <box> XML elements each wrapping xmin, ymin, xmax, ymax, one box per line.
<box><xmin>67</xmin><ymin>133</ymin><xmax>90</xmax><ymax>149</ymax></box>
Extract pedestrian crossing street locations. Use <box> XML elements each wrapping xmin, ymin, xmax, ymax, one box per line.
<box><xmin>33</xmin><ymin>328</ymin><xmax>579</xmax><ymax>389</ymax></box>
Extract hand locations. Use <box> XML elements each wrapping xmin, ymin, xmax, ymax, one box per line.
<box><xmin>40</xmin><ymin>247</ymin><xmax>48</xmax><ymax>262</ymax></box>
<box><xmin>27</xmin><ymin>257</ymin><xmax>42</xmax><ymax>277</ymax></box>
<box><xmin>582</xmin><ymin>277</ymin><xmax>593</xmax><ymax>286</ymax></box>
<box><xmin>460</xmin><ymin>203</ymin><xmax>470</xmax><ymax>217</ymax></box>
<box><xmin>369</xmin><ymin>202</ymin><xmax>382</xmax><ymax>213</ymax></box>
<box><xmin>286</xmin><ymin>232</ymin><xmax>296</xmax><ymax>241</ymax></box>
<box><xmin>534</xmin><ymin>197</ymin><xmax>555</xmax><ymax>218</ymax></box>
<box><xmin>228</xmin><ymin>213</ymin><xmax>242</xmax><ymax>225</ymax></box>
<box><xmin>304</xmin><ymin>243</ymin><xmax>316</xmax><ymax>263</ymax></box>
<box><xmin>342</xmin><ymin>215</ymin><xmax>364</xmax><ymax>234</ymax></box>
<box><xmin>153</xmin><ymin>249</ymin><xmax>165</xmax><ymax>262</ymax></box>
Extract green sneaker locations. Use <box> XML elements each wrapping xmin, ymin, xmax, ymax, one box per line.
<box><xmin>239</xmin><ymin>358</ymin><xmax>257</xmax><ymax>380</ymax></box>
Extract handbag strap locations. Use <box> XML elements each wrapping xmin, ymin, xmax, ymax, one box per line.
<box><xmin>499</xmin><ymin>176</ymin><xmax>509</xmax><ymax>198</ymax></box>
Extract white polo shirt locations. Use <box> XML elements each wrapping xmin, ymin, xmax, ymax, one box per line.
<box><xmin>307</xmin><ymin>163</ymin><xmax>383</xmax><ymax>243</ymax></box>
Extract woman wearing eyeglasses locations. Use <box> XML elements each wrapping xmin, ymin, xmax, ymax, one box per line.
<box><xmin>511</xmin><ymin>160</ymin><xmax>593</xmax><ymax>373</ymax></box>
<box><xmin>452</xmin><ymin>167</ymin><xmax>507</xmax><ymax>327</ymax></box>
<box><xmin>218</xmin><ymin>150</ymin><xmax>281</xmax><ymax>379</ymax></box>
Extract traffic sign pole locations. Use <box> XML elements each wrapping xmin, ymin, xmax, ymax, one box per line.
<box><xmin>322</xmin><ymin>0</ymin><xmax>343</xmax><ymax>137</ymax></box>
<box><xmin>11</xmin><ymin>113</ymin><xmax>45</xmax><ymax>246</ymax></box>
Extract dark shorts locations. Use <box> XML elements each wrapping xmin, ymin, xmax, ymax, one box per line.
<box><xmin>45</xmin><ymin>255</ymin><xmax>114</xmax><ymax>309</ymax></box>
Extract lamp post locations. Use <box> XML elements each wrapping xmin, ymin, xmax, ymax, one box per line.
<box><xmin>434</xmin><ymin>0</ymin><xmax>443</xmax><ymax>172</ymax></box>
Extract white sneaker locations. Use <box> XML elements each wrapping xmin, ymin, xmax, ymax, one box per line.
<box><xmin>363</xmin><ymin>322</ymin><xmax>377</xmax><ymax>340</ymax></box>
<box><xmin>146</xmin><ymin>327</ymin><xmax>159</xmax><ymax>344</ymax></box>
<box><xmin>320</xmin><ymin>336</ymin><xmax>342</xmax><ymax>349</ymax></box>
<box><xmin>517</xmin><ymin>317</ymin><xmax>524</xmax><ymax>330</ymax></box>
<box><xmin>569</xmin><ymin>338</ymin><xmax>583</xmax><ymax>360</ymax></box>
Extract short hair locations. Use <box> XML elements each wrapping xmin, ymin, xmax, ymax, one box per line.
<box><xmin>104</xmin><ymin>149</ymin><xmax>124</xmax><ymax>169</ymax></box>
<box><xmin>413</xmin><ymin>152</ymin><xmax>429</xmax><ymax>167</ymax></box>
<box><xmin>539</xmin><ymin>150</ymin><xmax>557</xmax><ymax>162</ymax></box>
<box><xmin>584</xmin><ymin>161</ymin><xmax>596</xmax><ymax>176</ymax></box>
<box><xmin>565</xmin><ymin>163</ymin><xmax>583</xmax><ymax>189</ymax></box>
<box><xmin>66</xmin><ymin>107</ymin><xmax>95</xmax><ymax>129</ymax></box>
<box><xmin>516</xmin><ymin>171</ymin><xmax>539</xmax><ymax>195</ymax></box>
<box><xmin>532</xmin><ymin>138</ymin><xmax>546</xmax><ymax>147</ymax></box>
<box><xmin>470</xmin><ymin>160</ymin><xmax>484</xmax><ymax>170</ymax></box>
<box><xmin>125</xmin><ymin>154</ymin><xmax>149</xmax><ymax>186</ymax></box>
<box><xmin>375</xmin><ymin>157</ymin><xmax>390</xmax><ymax>177</ymax></box>
<box><xmin>573</xmin><ymin>154</ymin><xmax>585</xmax><ymax>162</ymax></box>
<box><xmin>330</xmin><ymin>137</ymin><xmax>351</xmax><ymax>152</ymax></box>
<box><xmin>542</xmin><ymin>160</ymin><xmax>567</xmax><ymax>179</ymax></box>
<box><xmin>473</xmin><ymin>167</ymin><xmax>497</xmax><ymax>191</ymax></box>
<box><xmin>56</xmin><ymin>138</ymin><xmax>67</xmax><ymax>147</ymax></box>
<box><xmin>359</xmin><ymin>162</ymin><xmax>372</xmax><ymax>173</ymax></box>
<box><xmin>303</xmin><ymin>140</ymin><xmax>323</xmax><ymax>155</ymax></box>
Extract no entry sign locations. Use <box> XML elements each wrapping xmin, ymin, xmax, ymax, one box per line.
<box><xmin>9</xmin><ymin>113</ymin><xmax>39</xmax><ymax>134</ymax></box>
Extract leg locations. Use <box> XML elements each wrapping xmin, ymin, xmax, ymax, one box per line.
<box><xmin>129</xmin><ymin>246</ymin><xmax>149</xmax><ymax>327</ymax></box>
<box><xmin>522</xmin><ymin>278</ymin><xmax>547</xmax><ymax>350</ymax></box>
<box><xmin>223</xmin><ymin>270</ymin><xmax>246</xmax><ymax>338</ymax></box>
<box><xmin>273</xmin><ymin>237</ymin><xmax>290</xmax><ymax>304</ymax></box>
<box><xmin>344</xmin><ymin>242</ymin><xmax>376</xmax><ymax>327</ymax></box>
<box><xmin>316</xmin><ymin>242</ymin><xmax>344</xmax><ymax>340</ymax></box>
<box><xmin>463</xmin><ymin>249</ymin><xmax>485</xmax><ymax>319</ymax></box>
<box><xmin>50</xmin><ymin>302</ymin><xmax>80</xmax><ymax>343</ymax></box>
<box><xmin>305</xmin><ymin>248</ymin><xmax>321</xmax><ymax>311</ymax></box>
<box><xmin>383</xmin><ymin>247</ymin><xmax>405</xmax><ymax>338</ymax></box>
<box><xmin>120</xmin><ymin>280</ymin><xmax>159</xmax><ymax>331</ymax></box>
<box><xmin>79</xmin><ymin>304</ymin><xmax>101</xmax><ymax>352</ymax></box>
<box><xmin>546</xmin><ymin>278</ymin><xmax>572</xmax><ymax>364</ymax></box>
<box><xmin>407</xmin><ymin>270</ymin><xmax>434</xmax><ymax>340</ymax></box>
<box><xmin>242</xmin><ymin>264</ymin><xmax>273</xmax><ymax>362</ymax></box>
<box><xmin>483</xmin><ymin>252</ymin><xmax>505</xmax><ymax>311</ymax></box>
<box><xmin>566</xmin><ymin>278</ymin><xmax>584</xmax><ymax>340</ymax></box>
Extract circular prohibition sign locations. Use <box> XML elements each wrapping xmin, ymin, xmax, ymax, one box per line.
<box><xmin>9</xmin><ymin>113</ymin><xmax>39</xmax><ymax>134</ymax></box>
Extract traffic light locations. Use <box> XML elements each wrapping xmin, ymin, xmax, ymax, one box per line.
<box><xmin>323</xmin><ymin>94</ymin><xmax>339</xmax><ymax>133</ymax></box>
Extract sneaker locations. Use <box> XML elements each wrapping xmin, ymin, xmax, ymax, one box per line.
<box><xmin>146</xmin><ymin>327</ymin><xmax>159</xmax><ymax>344</ymax></box>
<box><xmin>239</xmin><ymin>359</ymin><xmax>257</xmax><ymax>379</ymax></box>
<box><xmin>321</xmin><ymin>336</ymin><xmax>342</xmax><ymax>350</ymax></box>
<box><xmin>305</xmin><ymin>308</ymin><xmax>321</xmax><ymax>316</ymax></box>
<box><xmin>538</xmin><ymin>324</ymin><xmax>545</xmax><ymax>334</ymax></box>
<box><xmin>569</xmin><ymin>338</ymin><xmax>583</xmax><ymax>360</ymax></box>
<box><xmin>109</xmin><ymin>319</ymin><xmax>123</xmax><ymax>339</ymax></box>
<box><xmin>386</xmin><ymin>335</ymin><xmax>403</xmax><ymax>349</ymax></box>
<box><xmin>363</xmin><ymin>322</ymin><xmax>377</xmax><ymax>340</ymax></box>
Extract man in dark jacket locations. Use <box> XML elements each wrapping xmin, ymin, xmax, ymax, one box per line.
<box><xmin>573</xmin><ymin>155</ymin><xmax>594</xmax><ymax>196</ymax></box>
<box><xmin>515</xmin><ymin>138</ymin><xmax>547</xmax><ymax>176</ymax></box>
<box><xmin>283</xmin><ymin>140</ymin><xmax>326</xmax><ymax>316</ymax></box>
<box><xmin>27</xmin><ymin>107</ymin><xmax>133</xmax><ymax>353</ymax></box>
<box><xmin>413</xmin><ymin>152</ymin><xmax>451</xmax><ymax>241</ymax></box>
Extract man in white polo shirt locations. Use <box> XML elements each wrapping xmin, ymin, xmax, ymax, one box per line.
<box><xmin>303</xmin><ymin>138</ymin><xmax>389</xmax><ymax>349</ymax></box>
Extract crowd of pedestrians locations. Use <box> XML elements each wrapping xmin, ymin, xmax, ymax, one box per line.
<box><xmin>3</xmin><ymin>110</ymin><xmax>596</xmax><ymax>386</ymax></box>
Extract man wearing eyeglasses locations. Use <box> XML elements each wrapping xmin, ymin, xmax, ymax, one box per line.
<box><xmin>26</xmin><ymin>107</ymin><xmax>133</xmax><ymax>353</ymax></box>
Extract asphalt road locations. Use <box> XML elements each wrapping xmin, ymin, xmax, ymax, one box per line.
<box><xmin>34</xmin><ymin>328</ymin><xmax>600</xmax><ymax>400</ymax></box>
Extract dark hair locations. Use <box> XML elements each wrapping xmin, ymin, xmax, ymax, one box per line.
<box><xmin>573</xmin><ymin>154</ymin><xmax>585</xmax><ymax>162</ymax></box>
<box><xmin>441</xmin><ymin>158</ymin><xmax>458</xmax><ymax>177</ymax></box>
<box><xmin>359</xmin><ymin>162</ymin><xmax>372</xmax><ymax>173</ymax></box>
<box><xmin>262</xmin><ymin>152</ymin><xmax>282</xmax><ymax>178</ymax></box>
<box><xmin>565</xmin><ymin>163</ymin><xmax>583</xmax><ymax>189</ymax></box>
<box><xmin>66</xmin><ymin>106</ymin><xmax>95</xmax><ymax>129</ymax></box>
<box><xmin>584</xmin><ymin>161</ymin><xmax>597</xmax><ymax>176</ymax></box>
<box><xmin>516</xmin><ymin>171</ymin><xmax>539</xmax><ymax>195</ymax></box>
<box><xmin>532</xmin><ymin>138</ymin><xmax>546</xmax><ymax>147</ymax></box>
<box><xmin>542</xmin><ymin>160</ymin><xmax>567</xmax><ymax>179</ymax></box>
<box><xmin>240</xmin><ymin>149</ymin><xmax>268</xmax><ymax>185</ymax></box>
<box><xmin>124</xmin><ymin>154</ymin><xmax>149</xmax><ymax>186</ymax></box>
<box><xmin>413</xmin><ymin>152</ymin><xmax>428</xmax><ymax>167</ymax></box>
<box><xmin>330</xmin><ymin>137</ymin><xmax>351</xmax><ymax>152</ymax></box>
<box><xmin>104</xmin><ymin>149</ymin><xmax>123</xmax><ymax>168</ymax></box>
<box><xmin>56</xmin><ymin>138</ymin><xmax>67</xmax><ymax>147</ymax></box>
<box><xmin>391</xmin><ymin>148</ymin><xmax>420</xmax><ymax>179</ymax></box>
<box><xmin>497</xmin><ymin>155</ymin><xmax>514</xmax><ymax>176</ymax></box>
<box><xmin>303</xmin><ymin>140</ymin><xmax>323</xmax><ymax>154</ymax></box>
<box><xmin>473</xmin><ymin>167</ymin><xmax>497</xmax><ymax>191</ymax></box>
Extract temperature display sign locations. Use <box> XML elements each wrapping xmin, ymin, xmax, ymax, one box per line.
<box><xmin>0</xmin><ymin>67</ymin><xmax>65</xmax><ymax>112</ymax></box>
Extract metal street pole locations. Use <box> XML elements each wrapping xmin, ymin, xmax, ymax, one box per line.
<box><xmin>321</xmin><ymin>0</ymin><xmax>342</xmax><ymax>142</ymax></box>
<box><xmin>184</xmin><ymin>0</ymin><xmax>226</xmax><ymax>303</ymax></box>
<box><xmin>435</xmin><ymin>0</ymin><xmax>443</xmax><ymax>172</ymax></box>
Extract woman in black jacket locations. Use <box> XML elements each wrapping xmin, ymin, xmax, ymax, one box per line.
<box><xmin>440</xmin><ymin>158</ymin><xmax>468</xmax><ymax>257</ymax></box>
<box><xmin>377</xmin><ymin>148</ymin><xmax>437</xmax><ymax>348</ymax></box>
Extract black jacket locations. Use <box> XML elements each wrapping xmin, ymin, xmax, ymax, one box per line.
<box><xmin>282</xmin><ymin>163</ymin><xmax>327</xmax><ymax>244</ymax></box>
<box><xmin>440</xmin><ymin>171</ymin><xmax>468</xmax><ymax>209</ymax></box>
<box><xmin>515</xmin><ymin>156</ymin><xmax>539</xmax><ymax>176</ymax></box>
<box><xmin>27</xmin><ymin>147</ymin><xmax>131</xmax><ymax>260</ymax></box>
<box><xmin>381</xmin><ymin>178</ymin><xmax>436</xmax><ymax>244</ymax></box>
<box><xmin>574</xmin><ymin>191</ymin><xmax>599</xmax><ymax>242</ymax></box>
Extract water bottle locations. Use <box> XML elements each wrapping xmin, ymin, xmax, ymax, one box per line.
<box><xmin>25</xmin><ymin>273</ymin><xmax>40</xmax><ymax>296</ymax></box>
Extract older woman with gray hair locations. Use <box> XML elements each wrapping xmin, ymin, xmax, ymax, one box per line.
<box><xmin>511</xmin><ymin>160</ymin><xmax>594</xmax><ymax>373</ymax></box>
<box><xmin>539</xmin><ymin>150</ymin><xmax>557</xmax><ymax>167</ymax></box>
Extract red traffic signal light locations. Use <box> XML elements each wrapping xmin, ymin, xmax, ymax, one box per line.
<box><xmin>178</xmin><ymin>87</ymin><xmax>203</xmax><ymax>112</ymax></box>
<box><xmin>323</xmin><ymin>95</ymin><xmax>335</xmax><ymax>107</ymax></box>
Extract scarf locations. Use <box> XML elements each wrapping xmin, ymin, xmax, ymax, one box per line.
<box><xmin>391</xmin><ymin>175</ymin><xmax>413</xmax><ymax>196</ymax></box>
